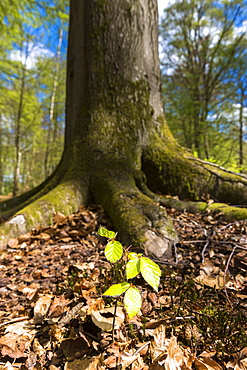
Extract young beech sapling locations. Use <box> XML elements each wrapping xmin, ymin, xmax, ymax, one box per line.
<box><xmin>98</xmin><ymin>227</ymin><xmax>161</xmax><ymax>319</ymax></box>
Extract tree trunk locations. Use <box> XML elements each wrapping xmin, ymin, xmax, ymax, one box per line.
<box><xmin>13</xmin><ymin>62</ymin><xmax>26</xmax><ymax>197</ymax></box>
<box><xmin>1</xmin><ymin>0</ymin><xmax>247</xmax><ymax>255</ymax></box>
<box><xmin>239</xmin><ymin>87</ymin><xmax>244</xmax><ymax>171</ymax></box>
<box><xmin>44</xmin><ymin>28</ymin><xmax>63</xmax><ymax>178</ymax></box>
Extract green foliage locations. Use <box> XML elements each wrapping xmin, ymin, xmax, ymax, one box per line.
<box><xmin>124</xmin><ymin>287</ymin><xmax>142</xmax><ymax>319</ymax></box>
<box><xmin>103</xmin><ymin>282</ymin><xmax>130</xmax><ymax>296</ymax></box>
<box><xmin>104</xmin><ymin>241</ymin><xmax>123</xmax><ymax>263</ymax></box>
<box><xmin>98</xmin><ymin>227</ymin><xmax>117</xmax><ymax>239</ymax></box>
<box><xmin>98</xmin><ymin>227</ymin><xmax>161</xmax><ymax>319</ymax></box>
<box><xmin>0</xmin><ymin>0</ymin><xmax>68</xmax><ymax>195</ymax></box>
<box><xmin>160</xmin><ymin>0</ymin><xmax>247</xmax><ymax>170</ymax></box>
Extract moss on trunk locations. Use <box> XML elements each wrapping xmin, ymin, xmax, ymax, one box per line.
<box><xmin>1</xmin><ymin>0</ymin><xmax>247</xmax><ymax>255</ymax></box>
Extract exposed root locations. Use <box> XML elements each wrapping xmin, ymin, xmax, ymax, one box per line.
<box><xmin>142</xmin><ymin>137</ymin><xmax>247</xmax><ymax>205</ymax></box>
<box><xmin>0</xmin><ymin>179</ymin><xmax>87</xmax><ymax>250</ymax></box>
<box><xmin>90</xmin><ymin>165</ymin><xmax>178</xmax><ymax>258</ymax></box>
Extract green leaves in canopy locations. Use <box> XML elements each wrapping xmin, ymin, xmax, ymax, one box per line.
<box><xmin>103</xmin><ymin>282</ymin><xmax>130</xmax><ymax>297</ymax></box>
<box><xmin>124</xmin><ymin>287</ymin><xmax>142</xmax><ymax>319</ymax></box>
<box><xmin>105</xmin><ymin>240</ymin><xmax>123</xmax><ymax>263</ymax></box>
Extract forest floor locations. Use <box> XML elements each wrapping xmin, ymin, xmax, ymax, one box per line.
<box><xmin>0</xmin><ymin>201</ymin><xmax>246</xmax><ymax>370</ymax></box>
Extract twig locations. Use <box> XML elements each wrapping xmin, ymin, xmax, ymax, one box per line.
<box><xmin>123</xmin><ymin>341</ymin><xmax>150</xmax><ymax>357</ymax></box>
<box><xmin>0</xmin><ymin>316</ymin><xmax>29</xmax><ymax>328</ymax></box>
<box><xmin>201</xmin><ymin>229</ymin><xmax>215</xmax><ymax>262</ymax></box>
<box><xmin>224</xmin><ymin>245</ymin><xmax>237</xmax><ymax>308</ymax></box>
<box><xmin>223</xmin><ymin>244</ymin><xmax>247</xmax><ymax>307</ymax></box>
<box><xmin>218</xmin><ymin>220</ymin><xmax>247</xmax><ymax>231</ymax></box>
<box><xmin>0</xmin><ymin>299</ymin><xmax>17</xmax><ymax>306</ymax></box>
<box><xmin>112</xmin><ymin>298</ymin><xmax>118</xmax><ymax>343</ymax></box>
<box><xmin>201</xmin><ymin>240</ymin><xmax>210</xmax><ymax>263</ymax></box>
<box><xmin>173</xmin><ymin>242</ymin><xmax>178</xmax><ymax>263</ymax></box>
<box><xmin>0</xmin><ymin>363</ymin><xmax>20</xmax><ymax>368</ymax></box>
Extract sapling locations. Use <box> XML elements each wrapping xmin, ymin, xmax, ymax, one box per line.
<box><xmin>98</xmin><ymin>227</ymin><xmax>161</xmax><ymax>320</ymax></box>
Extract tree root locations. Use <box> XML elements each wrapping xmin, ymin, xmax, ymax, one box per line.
<box><xmin>0</xmin><ymin>179</ymin><xmax>87</xmax><ymax>250</ymax></box>
<box><xmin>1</xmin><ymin>139</ymin><xmax>247</xmax><ymax>254</ymax></box>
<box><xmin>142</xmin><ymin>136</ymin><xmax>247</xmax><ymax>205</ymax></box>
<box><xmin>90</xmin><ymin>165</ymin><xmax>178</xmax><ymax>258</ymax></box>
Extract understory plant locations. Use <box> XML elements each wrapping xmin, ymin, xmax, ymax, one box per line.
<box><xmin>98</xmin><ymin>227</ymin><xmax>161</xmax><ymax>319</ymax></box>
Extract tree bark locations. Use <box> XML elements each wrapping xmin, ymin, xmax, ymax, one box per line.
<box><xmin>1</xmin><ymin>0</ymin><xmax>247</xmax><ymax>255</ymax></box>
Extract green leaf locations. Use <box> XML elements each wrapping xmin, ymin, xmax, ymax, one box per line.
<box><xmin>128</xmin><ymin>252</ymin><xmax>139</xmax><ymax>260</ymax></box>
<box><xmin>140</xmin><ymin>257</ymin><xmax>161</xmax><ymax>291</ymax></box>
<box><xmin>98</xmin><ymin>227</ymin><xmax>116</xmax><ymax>239</ymax></box>
<box><xmin>105</xmin><ymin>240</ymin><xmax>123</xmax><ymax>262</ymax></box>
<box><xmin>126</xmin><ymin>257</ymin><xmax>141</xmax><ymax>279</ymax></box>
<box><xmin>103</xmin><ymin>282</ymin><xmax>130</xmax><ymax>297</ymax></box>
<box><xmin>124</xmin><ymin>287</ymin><xmax>142</xmax><ymax>319</ymax></box>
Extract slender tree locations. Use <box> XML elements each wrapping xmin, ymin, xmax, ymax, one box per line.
<box><xmin>44</xmin><ymin>28</ymin><xmax>64</xmax><ymax>178</ymax></box>
<box><xmin>1</xmin><ymin>0</ymin><xmax>247</xmax><ymax>256</ymax></box>
<box><xmin>160</xmin><ymin>0</ymin><xmax>246</xmax><ymax>159</ymax></box>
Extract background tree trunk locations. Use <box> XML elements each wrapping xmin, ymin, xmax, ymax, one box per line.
<box><xmin>1</xmin><ymin>0</ymin><xmax>247</xmax><ymax>255</ymax></box>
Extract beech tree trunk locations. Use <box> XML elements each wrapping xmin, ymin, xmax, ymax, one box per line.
<box><xmin>1</xmin><ymin>0</ymin><xmax>247</xmax><ymax>255</ymax></box>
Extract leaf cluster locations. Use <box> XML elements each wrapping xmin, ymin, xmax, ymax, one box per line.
<box><xmin>98</xmin><ymin>227</ymin><xmax>161</xmax><ymax>319</ymax></box>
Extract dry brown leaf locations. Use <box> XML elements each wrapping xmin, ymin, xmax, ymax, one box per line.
<box><xmin>60</xmin><ymin>337</ymin><xmax>90</xmax><ymax>361</ymax></box>
<box><xmin>18</xmin><ymin>233</ymin><xmax>31</xmax><ymax>243</ymax></box>
<box><xmin>64</xmin><ymin>354</ymin><xmax>104</xmax><ymax>370</ymax></box>
<box><xmin>120</xmin><ymin>351</ymin><xmax>141</xmax><ymax>370</ymax></box>
<box><xmin>33</xmin><ymin>295</ymin><xmax>52</xmax><ymax>323</ymax></box>
<box><xmin>104</xmin><ymin>354</ymin><xmax>118</xmax><ymax>368</ymax></box>
<box><xmin>7</xmin><ymin>238</ymin><xmax>19</xmax><ymax>248</ymax></box>
<box><xmin>0</xmin><ymin>332</ymin><xmax>31</xmax><ymax>359</ymax></box>
<box><xmin>22</xmin><ymin>286</ymin><xmax>39</xmax><ymax>300</ymax></box>
<box><xmin>5</xmin><ymin>320</ymin><xmax>36</xmax><ymax>337</ymax></box>
<box><xmin>194</xmin><ymin>274</ymin><xmax>226</xmax><ymax>289</ymax></box>
<box><xmin>194</xmin><ymin>358</ymin><xmax>209</xmax><ymax>369</ymax></box>
<box><xmin>32</xmin><ymin>338</ymin><xmax>46</xmax><ymax>358</ymax></box>
<box><xmin>53</xmin><ymin>212</ymin><xmax>66</xmax><ymax>224</ymax></box>
<box><xmin>227</xmin><ymin>347</ymin><xmax>247</xmax><ymax>370</ymax></box>
<box><xmin>197</xmin><ymin>356</ymin><xmax>223</xmax><ymax>370</ymax></box>
<box><xmin>148</xmin><ymin>324</ymin><xmax>167</xmax><ymax>361</ymax></box>
<box><xmin>91</xmin><ymin>307</ymin><xmax>125</xmax><ymax>331</ymax></box>
<box><xmin>48</xmin><ymin>295</ymin><xmax>69</xmax><ymax>318</ymax></box>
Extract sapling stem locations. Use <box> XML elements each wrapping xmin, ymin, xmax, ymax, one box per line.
<box><xmin>112</xmin><ymin>298</ymin><xmax>118</xmax><ymax>342</ymax></box>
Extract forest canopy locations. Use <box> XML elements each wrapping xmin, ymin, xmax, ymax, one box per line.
<box><xmin>0</xmin><ymin>0</ymin><xmax>247</xmax><ymax>198</ymax></box>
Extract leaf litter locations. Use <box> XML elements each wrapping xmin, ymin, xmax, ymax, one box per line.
<box><xmin>0</xmin><ymin>204</ymin><xmax>246</xmax><ymax>369</ymax></box>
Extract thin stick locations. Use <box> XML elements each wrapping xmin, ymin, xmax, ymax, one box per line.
<box><xmin>0</xmin><ymin>316</ymin><xmax>29</xmax><ymax>328</ymax></box>
<box><xmin>112</xmin><ymin>298</ymin><xmax>118</xmax><ymax>343</ymax></box>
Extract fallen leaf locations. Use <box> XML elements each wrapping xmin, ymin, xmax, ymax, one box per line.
<box><xmin>197</xmin><ymin>356</ymin><xmax>223</xmax><ymax>370</ymax></box>
<box><xmin>7</xmin><ymin>238</ymin><xmax>19</xmax><ymax>248</ymax></box>
<box><xmin>48</xmin><ymin>295</ymin><xmax>69</xmax><ymax>318</ymax></box>
<box><xmin>53</xmin><ymin>212</ymin><xmax>66</xmax><ymax>224</ymax></box>
<box><xmin>227</xmin><ymin>347</ymin><xmax>247</xmax><ymax>370</ymax></box>
<box><xmin>60</xmin><ymin>337</ymin><xmax>90</xmax><ymax>361</ymax></box>
<box><xmin>91</xmin><ymin>307</ymin><xmax>125</xmax><ymax>331</ymax></box>
<box><xmin>64</xmin><ymin>354</ymin><xmax>103</xmax><ymax>370</ymax></box>
<box><xmin>34</xmin><ymin>295</ymin><xmax>52</xmax><ymax>323</ymax></box>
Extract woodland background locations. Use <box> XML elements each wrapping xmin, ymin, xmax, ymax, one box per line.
<box><xmin>0</xmin><ymin>0</ymin><xmax>247</xmax><ymax>198</ymax></box>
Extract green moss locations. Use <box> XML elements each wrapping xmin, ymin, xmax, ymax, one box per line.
<box><xmin>0</xmin><ymin>178</ymin><xmax>88</xmax><ymax>250</ymax></box>
<box><xmin>90</xmin><ymin>163</ymin><xmax>178</xmax><ymax>250</ymax></box>
<box><xmin>208</xmin><ymin>203</ymin><xmax>247</xmax><ymax>221</ymax></box>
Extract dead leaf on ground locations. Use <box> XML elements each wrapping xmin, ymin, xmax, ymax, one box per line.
<box><xmin>64</xmin><ymin>354</ymin><xmax>104</xmax><ymax>370</ymax></box>
<box><xmin>33</xmin><ymin>295</ymin><xmax>53</xmax><ymax>323</ymax></box>
<box><xmin>227</xmin><ymin>347</ymin><xmax>247</xmax><ymax>370</ymax></box>
<box><xmin>91</xmin><ymin>307</ymin><xmax>125</xmax><ymax>331</ymax></box>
